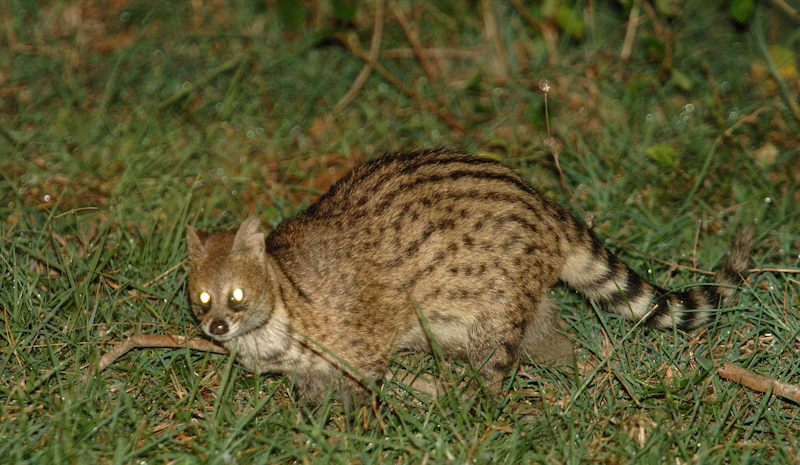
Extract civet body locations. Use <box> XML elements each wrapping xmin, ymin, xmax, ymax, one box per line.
<box><xmin>186</xmin><ymin>149</ymin><xmax>752</xmax><ymax>404</ymax></box>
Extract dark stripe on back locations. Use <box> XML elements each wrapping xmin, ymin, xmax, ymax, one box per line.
<box><xmin>397</xmin><ymin>151</ymin><xmax>501</xmax><ymax>175</ymax></box>
<box><xmin>397</xmin><ymin>169</ymin><xmax>538</xmax><ymax>199</ymax></box>
<box><xmin>332</xmin><ymin>150</ymin><xmax>506</xmax><ymax>204</ymax></box>
<box><xmin>370</xmin><ymin>190</ymin><xmax>551</xmax><ymax>236</ymax></box>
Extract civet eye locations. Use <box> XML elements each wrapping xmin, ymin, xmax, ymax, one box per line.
<box><xmin>232</xmin><ymin>288</ymin><xmax>244</xmax><ymax>302</ymax></box>
<box><xmin>199</xmin><ymin>292</ymin><xmax>211</xmax><ymax>305</ymax></box>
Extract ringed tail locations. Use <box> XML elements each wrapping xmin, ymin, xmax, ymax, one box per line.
<box><xmin>559</xmin><ymin>227</ymin><xmax>754</xmax><ymax>331</ymax></box>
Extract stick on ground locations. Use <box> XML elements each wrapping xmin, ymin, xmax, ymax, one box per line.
<box><xmin>81</xmin><ymin>334</ymin><xmax>228</xmax><ymax>384</ymax></box>
<box><xmin>718</xmin><ymin>361</ymin><xmax>800</xmax><ymax>404</ymax></box>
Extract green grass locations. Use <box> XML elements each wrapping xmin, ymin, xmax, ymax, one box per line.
<box><xmin>2</xmin><ymin>0</ymin><xmax>799</xmax><ymax>463</ymax></box>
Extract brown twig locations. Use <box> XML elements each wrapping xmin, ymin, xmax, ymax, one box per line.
<box><xmin>330</xmin><ymin>0</ymin><xmax>385</xmax><ymax>116</ymax></box>
<box><xmin>718</xmin><ymin>362</ymin><xmax>800</xmax><ymax>404</ymax></box>
<box><xmin>754</xmin><ymin>12</ymin><xmax>800</xmax><ymax>125</ymax></box>
<box><xmin>387</xmin><ymin>0</ymin><xmax>440</xmax><ymax>88</ymax></box>
<box><xmin>335</xmin><ymin>33</ymin><xmax>467</xmax><ymax>134</ymax></box>
<box><xmin>509</xmin><ymin>0</ymin><xmax>558</xmax><ymax>64</ymax></box>
<box><xmin>691</xmin><ymin>219</ymin><xmax>701</xmax><ymax>272</ymax></box>
<box><xmin>81</xmin><ymin>334</ymin><xmax>228</xmax><ymax>384</ymax></box>
<box><xmin>753</xmin><ymin>267</ymin><xmax>800</xmax><ymax>274</ymax></box>
<box><xmin>481</xmin><ymin>0</ymin><xmax>509</xmax><ymax>82</ymax></box>
<box><xmin>772</xmin><ymin>0</ymin><xmax>800</xmax><ymax>22</ymax></box>
<box><xmin>640</xmin><ymin>0</ymin><xmax>672</xmax><ymax>69</ymax></box>
<box><xmin>381</xmin><ymin>47</ymin><xmax>483</xmax><ymax>60</ymax></box>
<box><xmin>140</xmin><ymin>259</ymin><xmax>186</xmax><ymax>289</ymax></box>
<box><xmin>723</xmin><ymin>107</ymin><xmax>768</xmax><ymax>137</ymax></box>
<box><xmin>620</xmin><ymin>0</ymin><xmax>642</xmax><ymax>61</ymax></box>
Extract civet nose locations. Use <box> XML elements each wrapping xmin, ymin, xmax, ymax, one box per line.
<box><xmin>209</xmin><ymin>319</ymin><xmax>229</xmax><ymax>336</ymax></box>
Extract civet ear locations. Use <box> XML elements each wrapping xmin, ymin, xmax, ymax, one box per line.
<box><xmin>233</xmin><ymin>216</ymin><xmax>266</xmax><ymax>256</ymax></box>
<box><xmin>186</xmin><ymin>225</ymin><xmax>208</xmax><ymax>261</ymax></box>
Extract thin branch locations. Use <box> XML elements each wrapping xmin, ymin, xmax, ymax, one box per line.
<box><xmin>509</xmin><ymin>0</ymin><xmax>558</xmax><ymax>64</ymax></box>
<box><xmin>751</xmin><ymin>267</ymin><xmax>800</xmax><ymax>274</ymax></box>
<box><xmin>330</xmin><ymin>0</ymin><xmax>385</xmax><ymax>116</ymax></box>
<box><xmin>723</xmin><ymin>107</ymin><xmax>769</xmax><ymax>137</ymax></box>
<box><xmin>482</xmin><ymin>0</ymin><xmax>509</xmax><ymax>82</ymax></box>
<box><xmin>640</xmin><ymin>0</ymin><xmax>672</xmax><ymax>69</ymax></box>
<box><xmin>388</xmin><ymin>0</ymin><xmax>439</xmax><ymax>87</ymax></box>
<box><xmin>772</xmin><ymin>0</ymin><xmax>800</xmax><ymax>22</ymax></box>
<box><xmin>140</xmin><ymin>259</ymin><xmax>187</xmax><ymax>289</ymax></box>
<box><xmin>158</xmin><ymin>53</ymin><xmax>250</xmax><ymax>110</ymax></box>
<box><xmin>381</xmin><ymin>47</ymin><xmax>484</xmax><ymax>60</ymax></box>
<box><xmin>620</xmin><ymin>0</ymin><xmax>642</xmax><ymax>61</ymax></box>
<box><xmin>81</xmin><ymin>334</ymin><xmax>228</xmax><ymax>384</ymax></box>
<box><xmin>718</xmin><ymin>362</ymin><xmax>800</xmax><ymax>404</ymax></box>
<box><xmin>754</xmin><ymin>11</ymin><xmax>800</xmax><ymax>124</ymax></box>
<box><xmin>691</xmin><ymin>219</ymin><xmax>702</xmax><ymax>271</ymax></box>
<box><xmin>335</xmin><ymin>32</ymin><xmax>467</xmax><ymax>134</ymax></box>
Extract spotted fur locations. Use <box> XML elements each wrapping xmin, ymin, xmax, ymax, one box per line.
<box><xmin>186</xmin><ymin>149</ymin><xmax>753</xmax><ymax>405</ymax></box>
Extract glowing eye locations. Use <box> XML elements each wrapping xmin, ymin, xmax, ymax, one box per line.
<box><xmin>199</xmin><ymin>292</ymin><xmax>211</xmax><ymax>304</ymax></box>
<box><xmin>232</xmin><ymin>288</ymin><xmax>244</xmax><ymax>302</ymax></box>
